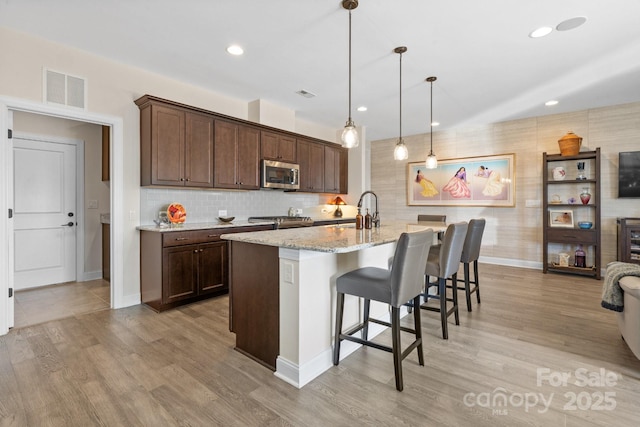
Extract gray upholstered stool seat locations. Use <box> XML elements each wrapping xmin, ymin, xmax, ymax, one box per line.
<box><xmin>333</xmin><ymin>230</ymin><xmax>433</xmax><ymax>391</ymax></box>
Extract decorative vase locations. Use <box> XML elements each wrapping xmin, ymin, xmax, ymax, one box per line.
<box><xmin>574</xmin><ymin>244</ymin><xmax>586</xmax><ymax>268</ymax></box>
<box><xmin>580</xmin><ymin>188</ymin><xmax>591</xmax><ymax>205</ymax></box>
<box><xmin>576</xmin><ymin>161</ymin><xmax>586</xmax><ymax>180</ymax></box>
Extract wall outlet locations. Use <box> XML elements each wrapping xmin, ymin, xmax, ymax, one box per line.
<box><xmin>525</xmin><ymin>199</ymin><xmax>541</xmax><ymax>208</ymax></box>
<box><xmin>295</xmin><ymin>208</ymin><xmax>303</xmax><ymax>215</ymax></box>
<box><xmin>218</xmin><ymin>209</ymin><xmax>227</xmax><ymax>217</ymax></box>
<box><xmin>88</xmin><ymin>199</ymin><xmax>99</xmax><ymax>209</ymax></box>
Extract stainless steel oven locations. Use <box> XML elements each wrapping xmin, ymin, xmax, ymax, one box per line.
<box><xmin>261</xmin><ymin>160</ymin><xmax>300</xmax><ymax>190</ymax></box>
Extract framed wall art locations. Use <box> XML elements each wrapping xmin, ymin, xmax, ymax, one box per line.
<box><xmin>407</xmin><ymin>153</ymin><xmax>515</xmax><ymax>206</ymax></box>
<box><xmin>549</xmin><ymin>210</ymin><xmax>574</xmax><ymax>228</ymax></box>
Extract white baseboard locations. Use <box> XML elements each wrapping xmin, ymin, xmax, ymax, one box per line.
<box><xmin>79</xmin><ymin>270</ymin><xmax>102</xmax><ymax>281</ymax></box>
<box><xmin>118</xmin><ymin>293</ymin><xmax>141</xmax><ymax>309</ymax></box>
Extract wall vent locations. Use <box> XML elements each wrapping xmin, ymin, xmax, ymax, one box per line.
<box><xmin>43</xmin><ymin>68</ymin><xmax>87</xmax><ymax>109</ymax></box>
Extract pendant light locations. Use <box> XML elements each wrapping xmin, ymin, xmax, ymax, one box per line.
<box><xmin>393</xmin><ymin>46</ymin><xmax>408</xmax><ymax>160</ymax></box>
<box><xmin>341</xmin><ymin>0</ymin><xmax>359</xmax><ymax>148</ymax></box>
<box><xmin>425</xmin><ymin>76</ymin><xmax>438</xmax><ymax>169</ymax></box>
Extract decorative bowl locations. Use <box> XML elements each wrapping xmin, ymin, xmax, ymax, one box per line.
<box><xmin>577</xmin><ymin>221</ymin><xmax>593</xmax><ymax>229</ymax></box>
<box><xmin>218</xmin><ymin>216</ymin><xmax>235</xmax><ymax>223</ymax></box>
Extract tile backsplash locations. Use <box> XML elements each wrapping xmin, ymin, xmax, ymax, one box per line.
<box><xmin>141</xmin><ymin>188</ymin><xmax>330</xmax><ymax>225</ymax></box>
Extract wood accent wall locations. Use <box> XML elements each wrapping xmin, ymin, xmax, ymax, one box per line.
<box><xmin>371</xmin><ymin>102</ymin><xmax>640</xmax><ymax>268</ymax></box>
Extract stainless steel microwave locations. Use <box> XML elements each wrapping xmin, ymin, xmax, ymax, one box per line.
<box><xmin>261</xmin><ymin>160</ymin><xmax>300</xmax><ymax>189</ymax></box>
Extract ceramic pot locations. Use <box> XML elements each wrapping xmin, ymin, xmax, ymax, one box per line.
<box><xmin>553</xmin><ymin>166</ymin><xmax>566</xmax><ymax>181</ymax></box>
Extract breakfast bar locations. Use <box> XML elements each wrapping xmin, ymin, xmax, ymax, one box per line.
<box><xmin>221</xmin><ymin>221</ymin><xmax>445</xmax><ymax>388</ymax></box>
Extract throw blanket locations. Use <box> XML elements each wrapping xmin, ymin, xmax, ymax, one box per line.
<box><xmin>601</xmin><ymin>262</ymin><xmax>640</xmax><ymax>312</ymax></box>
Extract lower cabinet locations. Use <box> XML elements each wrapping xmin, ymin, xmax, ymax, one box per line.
<box><xmin>140</xmin><ymin>225</ymin><xmax>271</xmax><ymax>312</ymax></box>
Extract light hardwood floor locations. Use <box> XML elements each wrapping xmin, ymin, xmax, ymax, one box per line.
<box><xmin>1</xmin><ymin>265</ymin><xmax>639</xmax><ymax>426</ymax></box>
<box><xmin>13</xmin><ymin>279</ymin><xmax>110</xmax><ymax>328</ymax></box>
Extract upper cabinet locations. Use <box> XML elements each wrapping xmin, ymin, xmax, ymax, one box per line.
<box><xmin>135</xmin><ymin>95</ymin><xmax>346</xmax><ymax>192</ymax></box>
<box><xmin>324</xmin><ymin>144</ymin><xmax>348</xmax><ymax>194</ymax></box>
<box><xmin>214</xmin><ymin>120</ymin><xmax>260</xmax><ymax>190</ymax></box>
<box><xmin>298</xmin><ymin>139</ymin><xmax>325</xmax><ymax>192</ymax></box>
<box><xmin>137</xmin><ymin>97</ymin><xmax>213</xmax><ymax>187</ymax></box>
<box><xmin>261</xmin><ymin>131</ymin><xmax>297</xmax><ymax>163</ymax></box>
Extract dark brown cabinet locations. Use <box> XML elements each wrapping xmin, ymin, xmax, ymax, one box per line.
<box><xmin>141</xmin><ymin>225</ymin><xmax>272</xmax><ymax>312</ymax></box>
<box><xmin>297</xmin><ymin>138</ymin><xmax>325</xmax><ymax>192</ymax></box>
<box><xmin>101</xmin><ymin>125</ymin><xmax>109</xmax><ymax>182</ymax></box>
<box><xmin>261</xmin><ymin>130</ymin><xmax>297</xmax><ymax>163</ymax></box>
<box><xmin>618</xmin><ymin>218</ymin><xmax>640</xmax><ymax>264</ymax></box>
<box><xmin>324</xmin><ymin>144</ymin><xmax>348</xmax><ymax>194</ymax></box>
<box><xmin>542</xmin><ymin>148</ymin><xmax>601</xmax><ymax>279</ymax></box>
<box><xmin>214</xmin><ymin>120</ymin><xmax>260</xmax><ymax>189</ymax></box>
<box><xmin>162</xmin><ymin>241</ymin><xmax>227</xmax><ymax>304</ymax></box>
<box><xmin>137</xmin><ymin>97</ymin><xmax>214</xmax><ymax>187</ymax></box>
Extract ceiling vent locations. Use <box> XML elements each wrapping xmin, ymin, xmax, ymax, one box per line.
<box><xmin>43</xmin><ymin>68</ymin><xmax>87</xmax><ymax>109</ymax></box>
<box><xmin>296</xmin><ymin>89</ymin><xmax>316</xmax><ymax>98</ymax></box>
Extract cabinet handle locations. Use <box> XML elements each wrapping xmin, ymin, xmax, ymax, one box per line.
<box><xmin>175</xmin><ymin>237</ymin><xmax>189</xmax><ymax>241</ymax></box>
<box><xmin>194</xmin><ymin>249</ymin><xmax>198</xmax><ymax>253</ymax></box>
<box><xmin>180</xmin><ymin>178</ymin><xmax>185</xmax><ymax>181</ymax></box>
<box><xmin>562</xmin><ymin>235</ymin><xmax>577</xmax><ymax>239</ymax></box>
<box><xmin>207</xmin><ymin>234</ymin><xmax>218</xmax><ymax>238</ymax></box>
<box><xmin>199</xmin><ymin>249</ymin><xmax>204</xmax><ymax>252</ymax></box>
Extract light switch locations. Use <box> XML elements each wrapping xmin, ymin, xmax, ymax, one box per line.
<box><xmin>88</xmin><ymin>199</ymin><xmax>99</xmax><ymax>209</ymax></box>
<box><xmin>218</xmin><ymin>210</ymin><xmax>227</xmax><ymax>217</ymax></box>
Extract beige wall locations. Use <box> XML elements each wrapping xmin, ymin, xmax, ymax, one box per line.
<box><xmin>371</xmin><ymin>102</ymin><xmax>640</xmax><ymax>269</ymax></box>
<box><xmin>0</xmin><ymin>27</ymin><xmax>338</xmax><ymax>303</ymax></box>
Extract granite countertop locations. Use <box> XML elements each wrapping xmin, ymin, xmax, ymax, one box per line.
<box><xmin>137</xmin><ymin>219</ymin><xmax>275</xmax><ymax>232</ymax></box>
<box><xmin>221</xmin><ymin>220</ymin><xmax>447</xmax><ymax>254</ymax></box>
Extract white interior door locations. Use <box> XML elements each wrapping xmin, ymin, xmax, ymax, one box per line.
<box><xmin>13</xmin><ymin>137</ymin><xmax>77</xmax><ymax>290</ymax></box>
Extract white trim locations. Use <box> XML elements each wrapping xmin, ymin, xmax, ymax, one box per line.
<box><xmin>479</xmin><ymin>255</ymin><xmax>542</xmax><ymax>270</ymax></box>
<box><xmin>13</xmin><ymin>132</ymin><xmax>85</xmax><ymax>285</ymax></box>
<box><xmin>0</xmin><ymin>96</ymin><xmax>127</xmax><ymax>336</ymax></box>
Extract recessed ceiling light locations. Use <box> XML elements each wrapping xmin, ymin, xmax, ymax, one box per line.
<box><xmin>431</xmin><ymin>121</ymin><xmax>440</xmax><ymax>127</ymax></box>
<box><xmin>357</xmin><ymin>106</ymin><xmax>367</xmax><ymax>112</ymax></box>
<box><xmin>529</xmin><ymin>27</ymin><xmax>553</xmax><ymax>38</ymax></box>
<box><xmin>557</xmin><ymin>16</ymin><xmax>587</xmax><ymax>32</ymax></box>
<box><xmin>226</xmin><ymin>45</ymin><xmax>244</xmax><ymax>56</ymax></box>
<box><xmin>545</xmin><ymin>100</ymin><xmax>559</xmax><ymax>106</ymax></box>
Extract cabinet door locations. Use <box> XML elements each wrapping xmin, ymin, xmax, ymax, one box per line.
<box><xmin>163</xmin><ymin>245</ymin><xmax>198</xmax><ymax>304</ymax></box>
<box><xmin>324</xmin><ymin>145</ymin><xmax>343</xmax><ymax>193</ymax></box>
<box><xmin>298</xmin><ymin>139</ymin><xmax>324</xmax><ymax>192</ymax></box>
<box><xmin>260</xmin><ymin>131</ymin><xmax>280</xmax><ymax>160</ymax></box>
<box><xmin>260</xmin><ymin>131</ymin><xmax>297</xmax><ymax>163</ymax></box>
<box><xmin>185</xmin><ymin>112</ymin><xmax>214</xmax><ymax>187</ymax></box>
<box><xmin>237</xmin><ymin>126</ymin><xmax>260</xmax><ymax>189</ymax></box>
<box><xmin>278</xmin><ymin>135</ymin><xmax>297</xmax><ymax>163</ymax></box>
<box><xmin>152</xmin><ymin>105</ymin><xmax>185</xmax><ymax>186</ymax></box>
<box><xmin>197</xmin><ymin>242</ymin><xmax>228</xmax><ymax>295</ymax></box>
<box><xmin>214</xmin><ymin>120</ymin><xmax>239</xmax><ymax>188</ymax></box>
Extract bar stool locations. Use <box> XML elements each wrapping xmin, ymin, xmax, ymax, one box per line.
<box><xmin>333</xmin><ymin>230</ymin><xmax>434</xmax><ymax>391</ymax></box>
<box><xmin>418</xmin><ymin>214</ymin><xmax>446</xmax><ymax>242</ymax></box>
<box><xmin>454</xmin><ymin>218</ymin><xmax>486</xmax><ymax>312</ymax></box>
<box><xmin>420</xmin><ymin>222</ymin><xmax>468</xmax><ymax>339</ymax></box>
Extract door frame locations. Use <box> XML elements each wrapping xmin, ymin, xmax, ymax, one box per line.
<box><xmin>13</xmin><ymin>132</ymin><xmax>85</xmax><ymax>285</ymax></box>
<box><xmin>0</xmin><ymin>96</ymin><xmax>125</xmax><ymax>335</ymax></box>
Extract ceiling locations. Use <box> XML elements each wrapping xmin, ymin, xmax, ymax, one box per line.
<box><xmin>1</xmin><ymin>0</ymin><xmax>640</xmax><ymax>141</ymax></box>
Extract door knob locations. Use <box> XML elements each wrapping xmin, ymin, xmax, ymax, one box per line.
<box><xmin>61</xmin><ymin>222</ymin><xmax>74</xmax><ymax>227</ymax></box>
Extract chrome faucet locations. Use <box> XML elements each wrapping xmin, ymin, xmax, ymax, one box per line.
<box><xmin>357</xmin><ymin>191</ymin><xmax>380</xmax><ymax>228</ymax></box>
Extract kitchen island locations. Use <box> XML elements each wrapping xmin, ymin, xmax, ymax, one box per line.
<box><xmin>221</xmin><ymin>221</ymin><xmax>446</xmax><ymax>388</ymax></box>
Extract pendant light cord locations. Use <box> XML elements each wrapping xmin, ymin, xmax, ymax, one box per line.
<box><xmin>399</xmin><ymin>51</ymin><xmax>402</xmax><ymax>141</ymax></box>
<box><xmin>429</xmin><ymin>79</ymin><xmax>433</xmax><ymax>154</ymax></box>
<box><xmin>347</xmin><ymin>8</ymin><xmax>353</xmax><ymax>124</ymax></box>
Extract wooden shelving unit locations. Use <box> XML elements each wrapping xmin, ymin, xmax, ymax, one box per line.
<box><xmin>542</xmin><ymin>148</ymin><xmax>601</xmax><ymax>279</ymax></box>
<box><xmin>617</xmin><ymin>218</ymin><xmax>640</xmax><ymax>264</ymax></box>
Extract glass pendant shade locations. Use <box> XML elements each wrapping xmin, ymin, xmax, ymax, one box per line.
<box><xmin>393</xmin><ymin>140</ymin><xmax>408</xmax><ymax>160</ymax></box>
<box><xmin>426</xmin><ymin>152</ymin><xmax>438</xmax><ymax>169</ymax></box>
<box><xmin>341</xmin><ymin>122</ymin><xmax>359</xmax><ymax>148</ymax></box>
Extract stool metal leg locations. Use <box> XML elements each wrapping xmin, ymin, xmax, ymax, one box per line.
<box><xmin>413</xmin><ymin>295</ymin><xmax>424</xmax><ymax>366</ymax></box>
<box><xmin>333</xmin><ymin>292</ymin><xmax>345</xmax><ymax>365</ymax></box>
<box><xmin>363</xmin><ymin>299</ymin><xmax>371</xmax><ymax>340</ymax></box>
<box><xmin>438</xmin><ymin>277</ymin><xmax>448</xmax><ymax>339</ymax></box>
<box><xmin>451</xmin><ymin>273</ymin><xmax>460</xmax><ymax>325</ymax></box>
<box><xmin>464</xmin><ymin>262</ymin><xmax>473</xmax><ymax>312</ymax></box>
<box><xmin>391</xmin><ymin>306</ymin><xmax>403</xmax><ymax>391</ymax></box>
<box><xmin>474</xmin><ymin>260</ymin><xmax>481</xmax><ymax>304</ymax></box>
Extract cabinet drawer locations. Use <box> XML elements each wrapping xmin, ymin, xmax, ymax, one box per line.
<box><xmin>162</xmin><ymin>230</ymin><xmax>222</xmax><ymax>247</ymax></box>
<box><xmin>547</xmin><ymin>228</ymin><xmax>596</xmax><ymax>244</ymax></box>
